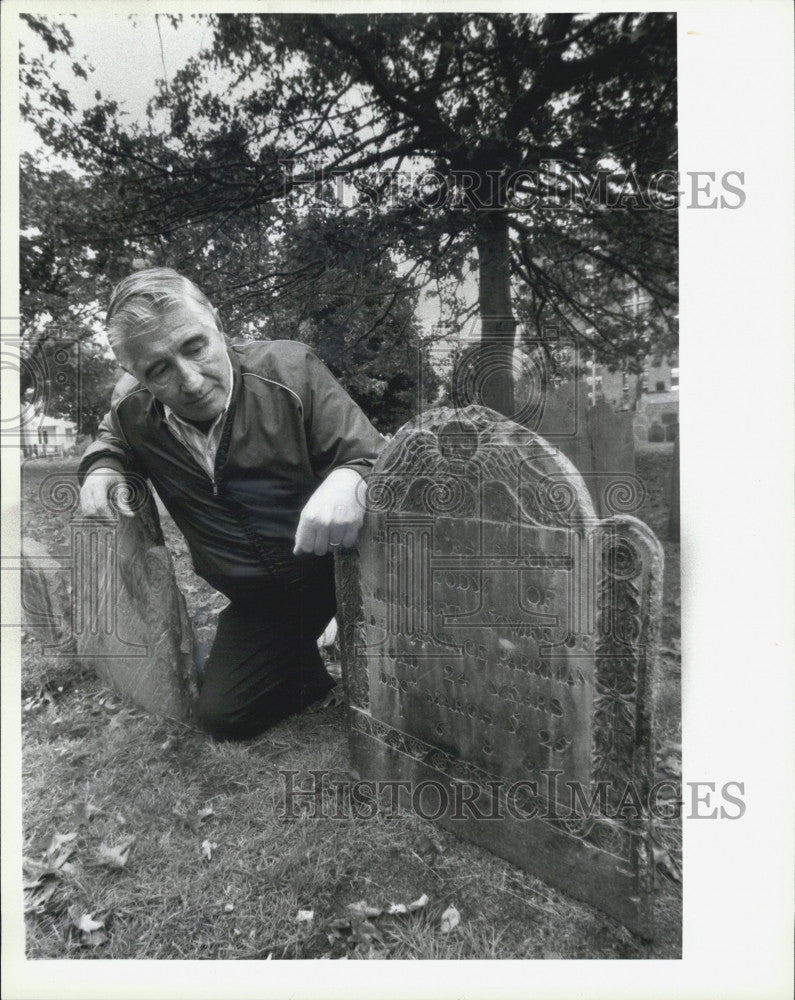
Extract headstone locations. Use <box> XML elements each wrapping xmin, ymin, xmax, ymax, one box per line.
<box><xmin>74</xmin><ymin>493</ymin><xmax>199</xmax><ymax>720</ymax></box>
<box><xmin>533</xmin><ymin>384</ymin><xmax>640</xmax><ymax>518</ymax></box>
<box><xmin>21</xmin><ymin>536</ymin><xmax>74</xmax><ymax>651</ymax></box>
<box><xmin>35</xmin><ymin>472</ymin><xmax>198</xmax><ymax>720</ymax></box>
<box><xmin>588</xmin><ymin>400</ymin><xmax>641</xmax><ymax>514</ymax></box>
<box><xmin>336</xmin><ymin>404</ymin><xmax>664</xmax><ymax>937</ymax></box>
<box><xmin>633</xmin><ymin>412</ymin><xmax>650</xmax><ymax>443</ymax></box>
<box><xmin>535</xmin><ymin>381</ymin><xmax>594</xmax><ymax>478</ymax></box>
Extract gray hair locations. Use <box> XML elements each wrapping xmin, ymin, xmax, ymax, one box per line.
<box><xmin>106</xmin><ymin>268</ymin><xmax>217</xmax><ymax>358</ymax></box>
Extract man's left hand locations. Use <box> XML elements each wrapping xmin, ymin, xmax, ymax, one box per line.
<box><xmin>293</xmin><ymin>467</ymin><xmax>365</xmax><ymax>556</ymax></box>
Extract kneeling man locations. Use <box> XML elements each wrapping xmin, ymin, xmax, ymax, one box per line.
<box><xmin>79</xmin><ymin>268</ymin><xmax>384</xmax><ymax>739</ymax></box>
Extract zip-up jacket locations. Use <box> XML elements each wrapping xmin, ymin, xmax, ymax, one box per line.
<box><xmin>78</xmin><ymin>340</ymin><xmax>386</xmax><ymax>595</ymax></box>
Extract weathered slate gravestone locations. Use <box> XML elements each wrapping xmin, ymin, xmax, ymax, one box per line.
<box><xmin>21</xmin><ymin>536</ymin><xmax>74</xmax><ymax>651</ymax></box>
<box><xmin>336</xmin><ymin>404</ymin><xmax>664</xmax><ymax>937</ymax></box>
<box><xmin>30</xmin><ymin>473</ymin><xmax>198</xmax><ymax>720</ymax></box>
<box><xmin>633</xmin><ymin>412</ymin><xmax>650</xmax><ymax>443</ymax></box>
<box><xmin>532</xmin><ymin>383</ymin><xmax>642</xmax><ymax>518</ymax></box>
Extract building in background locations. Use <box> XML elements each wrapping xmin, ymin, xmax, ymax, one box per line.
<box><xmin>586</xmin><ymin>355</ymin><xmax>678</xmax><ymax>442</ymax></box>
<box><xmin>20</xmin><ymin>410</ymin><xmax>77</xmax><ymax>457</ymax></box>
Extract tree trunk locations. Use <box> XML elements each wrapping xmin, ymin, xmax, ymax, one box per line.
<box><xmin>475</xmin><ymin>210</ymin><xmax>516</xmax><ymax>417</ymax></box>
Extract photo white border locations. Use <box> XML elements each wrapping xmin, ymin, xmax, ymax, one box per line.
<box><xmin>2</xmin><ymin>2</ymin><xmax>793</xmax><ymax>998</ymax></box>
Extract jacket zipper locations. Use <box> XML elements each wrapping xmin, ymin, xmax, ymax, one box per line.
<box><xmin>211</xmin><ymin>385</ymin><xmax>238</xmax><ymax>497</ymax></box>
<box><xmin>162</xmin><ymin>431</ymin><xmax>221</xmax><ymax>496</ymax></box>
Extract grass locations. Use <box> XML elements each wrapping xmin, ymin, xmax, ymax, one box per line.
<box><xmin>20</xmin><ymin>450</ymin><xmax>682</xmax><ymax>960</ymax></box>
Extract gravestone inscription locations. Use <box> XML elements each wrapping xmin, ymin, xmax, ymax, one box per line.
<box><xmin>336</xmin><ymin>404</ymin><xmax>664</xmax><ymax>936</ymax></box>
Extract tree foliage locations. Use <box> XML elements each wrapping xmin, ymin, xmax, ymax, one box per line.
<box><xmin>21</xmin><ymin>12</ymin><xmax>677</xmax><ymax>417</ymax></box>
<box><xmin>19</xmin><ymin>154</ymin><xmax>122</xmax><ymax>436</ymax></box>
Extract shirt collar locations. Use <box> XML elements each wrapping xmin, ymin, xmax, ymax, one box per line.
<box><xmin>163</xmin><ymin>351</ymin><xmax>234</xmax><ymax>435</ymax></box>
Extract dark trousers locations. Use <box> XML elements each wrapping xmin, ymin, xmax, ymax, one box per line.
<box><xmin>196</xmin><ymin>550</ymin><xmax>337</xmax><ymax>741</ymax></box>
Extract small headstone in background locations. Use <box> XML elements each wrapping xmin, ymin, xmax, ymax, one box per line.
<box><xmin>534</xmin><ymin>384</ymin><xmax>639</xmax><ymax>517</ymax></box>
<box><xmin>633</xmin><ymin>412</ymin><xmax>650</xmax><ymax>443</ymax></box>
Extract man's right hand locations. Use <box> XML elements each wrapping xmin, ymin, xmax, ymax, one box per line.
<box><xmin>79</xmin><ymin>466</ymin><xmax>135</xmax><ymax>518</ymax></box>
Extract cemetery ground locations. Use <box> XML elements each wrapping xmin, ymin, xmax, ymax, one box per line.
<box><xmin>20</xmin><ymin>447</ymin><xmax>682</xmax><ymax>960</ymax></box>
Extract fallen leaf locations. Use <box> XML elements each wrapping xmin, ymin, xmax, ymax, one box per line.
<box><xmin>24</xmin><ymin>882</ymin><xmax>59</xmax><ymax>915</ymax></box>
<box><xmin>408</xmin><ymin>893</ymin><xmax>429</xmax><ymax>912</ymax></box>
<box><xmin>160</xmin><ymin>735</ymin><xmax>179</xmax><ymax>752</ymax></box>
<box><xmin>68</xmin><ymin>907</ymin><xmax>110</xmax><ymax>948</ymax></box>
<box><xmin>44</xmin><ymin>831</ymin><xmax>77</xmax><ymax>858</ymax></box>
<box><xmin>197</xmin><ymin>805</ymin><xmax>215</xmax><ymax>822</ymax></box>
<box><xmin>96</xmin><ymin>838</ymin><xmax>135</xmax><ymax>869</ymax></box>
<box><xmin>32</xmin><ymin>832</ymin><xmax>78</xmax><ymax>875</ymax></box>
<box><xmin>224</xmin><ymin>903</ymin><xmax>235</xmax><ymax>913</ymax></box>
<box><xmin>349</xmin><ymin>918</ymin><xmax>379</xmax><ymax>944</ymax></box>
<box><xmin>296</xmin><ymin>909</ymin><xmax>315</xmax><ymax>922</ymax></box>
<box><xmin>70</xmin><ymin>909</ymin><xmax>105</xmax><ymax>934</ymax></box>
<box><xmin>440</xmin><ymin>904</ymin><xmax>460</xmax><ymax>933</ymax></box>
<box><xmin>347</xmin><ymin>900</ymin><xmax>383</xmax><ymax>919</ymax></box>
<box><xmin>200</xmin><ymin>840</ymin><xmax>215</xmax><ymax>861</ymax></box>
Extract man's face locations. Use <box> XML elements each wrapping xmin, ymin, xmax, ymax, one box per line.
<box><xmin>118</xmin><ymin>298</ymin><xmax>232</xmax><ymax>422</ymax></box>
